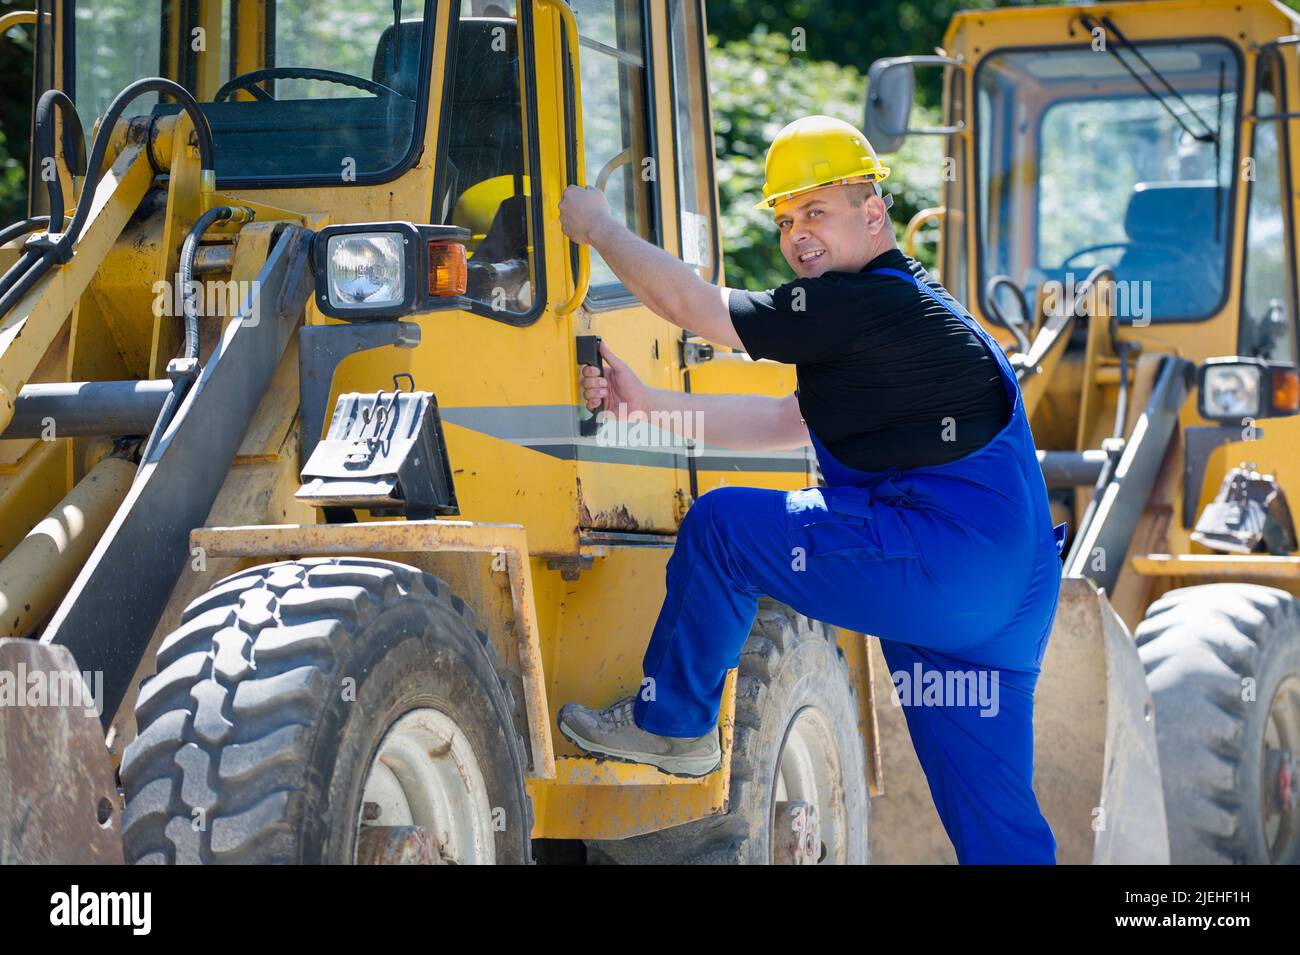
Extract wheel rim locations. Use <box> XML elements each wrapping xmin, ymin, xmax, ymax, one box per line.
<box><xmin>772</xmin><ymin>706</ymin><xmax>848</xmax><ymax>864</ymax></box>
<box><xmin>1261</xmin><ymin>675</ymin><xmax>1300</xmax><ymax>863</ymax></box>
<box><xmin>357</xmin><ymin>708</ymin><xmax>496</xmax><ymax>864</ymax></box>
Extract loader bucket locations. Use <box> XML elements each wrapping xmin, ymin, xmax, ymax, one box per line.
<box><xmin>868</xmin><ymin>578</ymin><xmax>1170</xmax><ymax>864</ymax></box>
<box><xmin>0</xmin><ymin>639</ymin><xmax>123</xmax><ymax>863</ymax></box>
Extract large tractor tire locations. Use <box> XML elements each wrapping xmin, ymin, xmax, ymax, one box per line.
<box><xmin>587</xmin><ymin>600</ymin><xmax>870</xmax><ymax>864</ymax></box>
<box><xmin>1135</xmin><ymin>584</ymin><xmax>1300</xmax><ymax>864</ymax></box>
<box><xmin>120</xmin><ymin>557</ymin><xmax>531</xmax><ymax>864</ymax></box>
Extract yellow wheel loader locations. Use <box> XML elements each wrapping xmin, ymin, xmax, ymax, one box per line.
<box><xmin>0</xmin><ymin>0</ymin><xmax>1291</xmax><ymax>866</ymax></box>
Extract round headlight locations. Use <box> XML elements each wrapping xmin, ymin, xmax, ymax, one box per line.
<box><xmin>1204</xmin><ymin>365</ymin><xmax>1261</xmax><ymax>418</ymax></box>
<box><xmin>327</xmin><ymin>233</ymin><xmax>405</xmax><ymax>309</ymax></box>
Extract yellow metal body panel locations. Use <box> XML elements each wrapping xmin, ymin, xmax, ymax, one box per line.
<box><xmin>1133</xmin><ymin>553</ymin><xmax>1300</xmax><ymax>583</ymax></box>
<box><xmin>0</xmin><ymin>141</ymin><xmax>154</xmax><ymax>429</ymax></box>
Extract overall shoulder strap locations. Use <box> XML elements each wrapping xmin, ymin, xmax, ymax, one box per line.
<box><xmin>870</xmin><ymin>262</ymin><xmax>1021</xmax><ymax>408</ymax></box>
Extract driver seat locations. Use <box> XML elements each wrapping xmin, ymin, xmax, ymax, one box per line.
<box><xmin>1114</xmin><ymin>181</ymin><xmax>1226</xmax><ymax>318</ymax></box>
<box><xmin>373</xmin><ymin>17</ymin><xmax>524</xmax><ymax>219</ymax></box>
<box><xmin>372</xmin><ymin>20</ymin><xmax>424</xmax><ymax>99</ymax></box>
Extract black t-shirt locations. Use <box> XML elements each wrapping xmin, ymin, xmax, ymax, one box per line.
<box><xmin>727</xmin><ymin>248</ymin><xmax>1012</xmax><ymax>472</ymax></box>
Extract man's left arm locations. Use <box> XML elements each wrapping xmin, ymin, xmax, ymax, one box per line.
<box><xmin>560</xmin><ymin>185</ymin><xmax>743</xmax><ymax>349</ymax></box>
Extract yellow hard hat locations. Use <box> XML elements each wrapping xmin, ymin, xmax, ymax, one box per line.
<box><xmin>452</xmin><ymin>174</ymin><xmax>529</xmax><ymax>250</ymax></box>
<box><xmin>754</xmin><ymin>115</ymin><xmax>890</xmax><ymax>211</ymax></box>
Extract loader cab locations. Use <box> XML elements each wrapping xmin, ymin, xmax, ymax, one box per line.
<box><xmin>29</xmin><ymin>0</ymin><xmax>536</xmax><ymax>309</ymax></box>
<box><xmin>865</xmin><ymin>2</ymin><xmax>1300</xmax><ymax>373</ymax></box>
<box><xmin>23</xmin><ymin>0</ymin><xmax>747</xmax><ymax>545</ymax></box>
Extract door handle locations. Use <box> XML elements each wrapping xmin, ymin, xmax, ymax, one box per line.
<box><xmin>539</xmin><ymin>0</ymin><xmax>590</xmax><ymax>316</ymax></box>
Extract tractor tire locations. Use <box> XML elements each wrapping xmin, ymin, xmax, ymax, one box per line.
<box><xmin>586</xmin><ymin>600</ymin><xmax>870</xmax><ymax>864</ymax></box>
<box><xmin>120</xmin><ymin>557</ymin><xmax>531</xmax><ymax>864</ymax></box>
<box><xmin>1135</xmin><ymin>583</ymin><xmax>1300</xmax><ymax>864</ymax></box>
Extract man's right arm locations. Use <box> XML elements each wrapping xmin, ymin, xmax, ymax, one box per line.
<box><xmin>585</xmin><ymin>213</ymin><xmax>743</xmax><ymax>349</ymax></box>
<box><xmin>616</xmin><ymin>388</ymin><xmax>808</xmax><ymax>452</ymax></box>
<box><xmin>558</xmin><ymin>186</ymin><xmax>744</xmax><ymax>347</ymax></box>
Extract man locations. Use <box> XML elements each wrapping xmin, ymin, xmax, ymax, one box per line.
<box><xmin>555</xmin><ymin>115</ymin><xmax>1065</xmax><ymax>864</ymax></box>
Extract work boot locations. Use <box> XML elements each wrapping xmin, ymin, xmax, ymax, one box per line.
<box><xmin>557</xmin><ymin>695</ymin><xmax>721</xmax><ymax>778</ymax></box>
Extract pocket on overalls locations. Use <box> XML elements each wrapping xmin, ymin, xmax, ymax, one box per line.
<box><xmin>785</xmin><ymin>487</ymin><xmax>918</xmax><ymax>560</ymax></box>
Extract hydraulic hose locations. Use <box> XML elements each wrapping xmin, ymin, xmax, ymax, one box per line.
<box><xmin>0</xmin><ymin>77</ymin><xmax>216</xmax><ymax>319</ymax></box>
<box><xmin>0</xmin><ymin>215</ymin><xmax>66</xmax><ymax>248</ymax></box>
<box><xmin>0</xmin><ymin>90</ymin><xmax>86</xmax><ymax>303</ymax></box>
<box><xmin>137</xmin><ymin>204</ymin><xmax>242</xmax><ymax>467</ymax></box>
<box><xmin>32</xmin><ymin>88</ymin><xmax>87</xmax><ymax>237</ymax></box>
<box><xmin>179</xmin><ymin>206</ymin><xmax>235</xmax><ymax>360</ymax></box>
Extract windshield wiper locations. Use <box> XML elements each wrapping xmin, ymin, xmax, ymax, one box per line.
<box><xmin>393</xmin><ymin>0</ymin><xmax>403</xmax><ymax>72</ymax></box>
<box><xmin>1080</xmin><ymin>14</ymin><xmax>1218</xmax><ymax>145</ymax></box>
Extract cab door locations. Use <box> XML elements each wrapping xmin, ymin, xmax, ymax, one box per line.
<box><xmin>1242</xmin><ymin>40</ymin><xmax>1299</xmax><ymax>366</ymax></box>
<box><xmin>547</xmin><ymin>0</ymin><xmax>690</xmax><ymax>534</ymax></box>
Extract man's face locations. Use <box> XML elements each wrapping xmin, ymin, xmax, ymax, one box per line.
<box><xmin>773</xmin><ymin>185</ymin><xmax>875</xmax><ymax>279</ymax></box>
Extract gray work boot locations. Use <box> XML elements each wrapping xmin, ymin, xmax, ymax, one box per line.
<box><xmin>557</xmin><ymin>696</ymin><xmax>721</xmax><ymax>778</ymax></box>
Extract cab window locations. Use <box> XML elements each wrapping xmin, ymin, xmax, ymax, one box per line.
<box><xmin>433</xmin><ymin>0</ymin><xmax>541</xmax><ymax>321</ymax></box>
<box><xmin>572</xmin><ymin>0</ymin><xmax>658</xmax><ymax>299</ymax></box>
<box><xmin>667</xmin><ymin>0</ymin><xmax>715</xmax><ymax>282</ymax></box>
<box><xmin>1240</xmin><ymin>47</ymin><xmax>1298</xmax><ymax>362</ymax></box>
<box><xmin>977</xmin><ymin>41</ymin><xmax>1240</xmax><ymax>324</ymax></box>
<box><xmin>68</xmin><ymin>0</ymin><xmax>435</xmax><ymax>185</ymax></box>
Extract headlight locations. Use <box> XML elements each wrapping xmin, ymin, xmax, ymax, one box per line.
<box><xmin>1203</xmin><ymin>363</ymin><xmax>1260</xmax><ymax>418</ymax></box>
<box><xmin>312</xmin><ymin>222</ymin><xmax>469</xmax><ymax>319</ymax></box>
<box><xmin>327</xmin><ymin>233</ymin><xmax>405</xmax><ymax>310</ymax></box>
<box><xmin>1198</xmin><ymin>357</ymin><xmax>1300</xmax><ymax>422</ymax></box>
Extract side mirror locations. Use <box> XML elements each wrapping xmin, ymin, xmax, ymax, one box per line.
<box><xmin>865</xmin><ymin>59</ymin><xmax>915</xmax><ymax>154</ymax></box>
<box><xmin>865</xmin><ymin>55</ymin><xmax>966</xmax><ymax>154</ymax></box>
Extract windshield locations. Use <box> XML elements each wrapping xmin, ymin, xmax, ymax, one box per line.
<box><xmin>976</xmin><ymin>40</ymin><xmax>1239</xmax><ymax>324</ymax></box>
<box><xmin>68</xmin><ymin>0</ymin><xmax>433</xmax><ymax>183</ymax></box>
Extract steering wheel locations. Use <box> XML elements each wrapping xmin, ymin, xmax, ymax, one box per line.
<box><xmin>594</xmin><ymin>147</ymin><xmax>633</xmax><ymax>192</ymax></box>
<box><xmin>1060</xmin><ymin>241</ymin><xmax>1133</xmax><ymax>270</ymax></box>
<box><xmin>213</xmin><ymin>68</ymin><xmax>402</xmax><ymax>103</ymax></box>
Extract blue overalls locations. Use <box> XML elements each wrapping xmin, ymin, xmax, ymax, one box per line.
<box><xmin>633</xmin><ymin>265</ymin><xmax>1067</xmax><ymax>864</ymax></box>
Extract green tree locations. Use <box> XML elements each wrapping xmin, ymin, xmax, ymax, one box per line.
<box><xmin>706</xmin><ymin>0</ymin><xmax>1029</xmax><ymax>105</ymax></box>
<box><xmin>0</xmin><ymin>0</ymin><xmax>34</xmax><ymax>226</ymax></box>
<box><xmin>710</xmin><ymin>31</ymin><xmax>943</xmax><ymax>291</ymax></box>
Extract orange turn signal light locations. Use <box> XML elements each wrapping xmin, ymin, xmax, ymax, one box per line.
<box><xmin>1272</xmin><ymin>367</ymin><xmax>1300</xmax><ymax>414</ymax></box>
<box><xmin>428</xmin><ymin>241</ymin><xmax>467</xmax><ymax>297</ymax></box>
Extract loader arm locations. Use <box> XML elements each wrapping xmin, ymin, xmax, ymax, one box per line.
<box><xmin>39</xmin><ymin>223</ymin><xmax>315</xmax><ymax>725</ymax></box>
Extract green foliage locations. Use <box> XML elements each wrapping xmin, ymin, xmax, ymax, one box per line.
<box><xmin>705</xmin><ymin>0</ymin><xmax>1014</xmax><ymax>107</ymax></box>
<box><xmin>709</xmin><ymin>31</ymin><xmax>943</xmax><ymax>292</ymax></box>
<box><xmin>0</xmin><ymin>0</ymin><xmax>34</xmax><ymax>226</ymax></box>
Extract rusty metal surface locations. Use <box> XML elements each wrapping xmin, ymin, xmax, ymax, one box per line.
<box><xmin>772</xmin><ymin>801</ymin><xmax>819</xmax><ymax>865</ymax></box>
<box><xmin>0</xmin><ymin>639</ymin><xmax>123</xmax><ymax>863</ymax></box>
<box><xmin>191</xmin><ymin>519</ymin><xmax>556</xmax><ymax>781</ymax></box>
<box><xmin>356</xmin><ymin>825</ymin><xmax>441</xmax><ymax>865</ymax></box>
